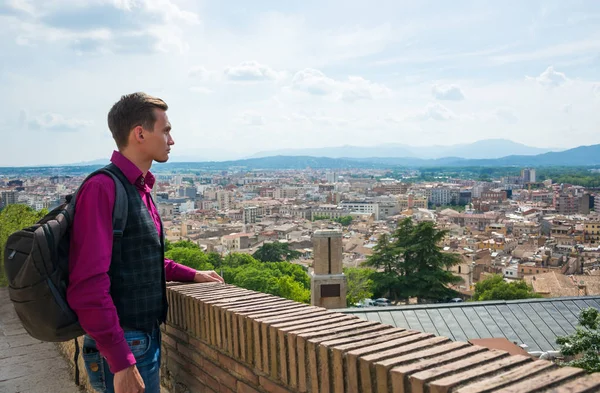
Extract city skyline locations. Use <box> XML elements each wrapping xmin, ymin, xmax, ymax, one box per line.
<box><xmin>2</xmin><ymin>0</ymin><xmax>600</xmax><ymax>166</ymax></box>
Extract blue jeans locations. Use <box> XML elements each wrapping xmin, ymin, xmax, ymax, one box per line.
<box><xmin>82</xmin><ymin>327</ymin><xmax>161</xmax><ymax>393</ymax></box>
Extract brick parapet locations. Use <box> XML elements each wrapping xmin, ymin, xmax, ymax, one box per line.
<box><xmin>160</xmin><ymin>282</ymin><xmax>600</xmax><ymax>393</ymax></box>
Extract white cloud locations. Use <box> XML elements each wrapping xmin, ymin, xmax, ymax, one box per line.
<box><xmin>432</xmin><ymin>84</ymin><xmax>465</xmax><ymax>100</ymax></box>
<box><xmin>188</xmin><ymin>66</ymin><xmax>215</xmax><ymax>82</ymax></box>
<box><xmin>27</xmin><ymin>113</ymin><xmax>91</xmax><ymax>132</ymax></box>
<box><xmin>287</xmin><ymin>68</ymin><xmax>391</xmax><ymax>102</ymax></box>
<box><xmin>234</xmin><ymin>110</ymin><xmax>265</xmax><ymax>126</ymax></box>
<box><xmin>288</xmin><ymin>68</ymin><xmax>337</xmax><ymax>95</ymax></box>
<box><xmin>224</xmin><ymin>61</ymin><xmax>283</xmax><ymax>82</ymax></box>
<box><xmin>562</xmin><ymin>104</ymin><xmax>573</xmax><ymax>114</ymax></box>
<box><xmin>2</xmin><ymin>0</ymin><xmax>36</xmax><ymax>16</ymax></box>
<box><xmin>416</xmin><ymin>103</ymin><xmax>457</xmax><ymax>121</ymax></box>
<box><xmin>3</xmin><ymin>0</ymin><xmax>199</xmax><ymax>54</ymax></box>
<box><xmin>593</xmin><ymin>84</ymin><xmax>600</xmax><ymax>97</ymax></box>
<box><xmin>341</xmin><ymin>76</ymin><xmax>392</xmax><ymax>102</ymax></box>
<box><xmin>528</xmin><ymin>66</ymin><xmax>568</xmax><ymax>87</ymax></box>
<box><xmin>495</xmin><ymin>107</ymin><xmax>519</xmax><ymax>123</ymax></box>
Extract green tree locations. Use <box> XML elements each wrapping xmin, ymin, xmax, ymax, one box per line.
<box><xmin>364</xmin><ymin>218</ymin><xmax>462</xmax><ymax>303</ymax></box>
<box><xmin>218</xmin><ymin>253</ymin><xmax>312</xmax><ymax>304</ymax></box>
<box><xmin>233</xmin><ymin>265</ymin><xmax>279</xmax><ymax>294</ymax></box>
<box><xmin>0</xmin><ymin>205</ymin><xmax>47</xmax><ymax>286</ymax></box>
<box><xmin>165</xmin><ymin>247</ymin><xmax>214</xmax><ymax>271</ymax></box>
<box><xmin>556</xmin><ymin>307</ymin><xmax>600</xmax><ymax>373</ymax></box>
<box><xmin>344</xmin><ymin>267</ymin><xmax>375</xmax><ymax>306</ymax></box>
<box><xmin>275</xmin><ymin>276</ymin><xmax>310</xmax><ymax>303</ymax></box>
<box><xmin>472</xmin><ymin>274</ymin><xmax>542</xmax><ymax>301</ymax></box>
<box><xmin>253</xmin><ymin>242</ymin><xmax>301</xmax><ymax>262</ymax></box>
<box><xmin>207</xmin><ymin>252</ymin><xmax>223</xmax><ymax>269</ymax></box>
<box><xmin>170</xmin><ymin>239</ymin><xmax>200</xmax><ymax>250</ymax></box>
<box><xmin>268</xmin><ymin>262</ymin><xmax>310</xmax><ymax>289</ymax></box>
<box><xmin>224</xmin><ymin>253</ymin><xmax>257</xmax><ymax>267</ymax></box>
<box><xmin>165</xmin><ymin>238</ymin><xmax>173</xmax><ymax>252</ymax></box>
<box><xmin>335</xmin><ymin>216</ymin><xmax>354</xmax><ymax>226</ymax></box>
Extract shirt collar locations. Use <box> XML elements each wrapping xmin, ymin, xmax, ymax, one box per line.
<box><xmin>110</xmin><ymin>150</ymin><xmax>155</xmax><ymax>190</ymax></box>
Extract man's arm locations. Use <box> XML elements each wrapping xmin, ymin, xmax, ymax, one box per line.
<box><xmin>164</xmin><ymin>258</ymin><xmax>224</xmax><ymax>283</ymax></box>
<box><xmin>67</xmin><ymin>175</ymin><xmax>135</xmax><ymax>373</ymax></box>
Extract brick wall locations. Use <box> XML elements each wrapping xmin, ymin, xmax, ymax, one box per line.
<box><xmin>160</xmin><ymin>282</ymin><xmax>600</xmax><ymax>393</ymax></box>
<box><xmin>57</xmin><ymin>282</ymin><xmax>600</xmax><ymax>392</ymax></box>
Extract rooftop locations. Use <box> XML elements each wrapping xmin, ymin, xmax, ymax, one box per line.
<box><xmin>340</xmin><ymin>295</ymin><xmax>600</xmax><ymax>353</ymax></box>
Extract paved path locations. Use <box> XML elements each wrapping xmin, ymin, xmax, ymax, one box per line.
<box><xmin>0</xmin><ymin>288</ymin><xmax>80</xmax><ymax>393</ymax></box>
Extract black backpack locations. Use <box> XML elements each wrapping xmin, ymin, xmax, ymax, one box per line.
<box><xmin>3</xmin><ymin>165</ymin><xmax>128</xmax><ymax>384</ymax></box>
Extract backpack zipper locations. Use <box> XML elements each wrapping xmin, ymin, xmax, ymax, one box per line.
<box><xmin>8</xmin><ymin>250</ymin><xmax>16</xmax><ymax>259</ymax></box>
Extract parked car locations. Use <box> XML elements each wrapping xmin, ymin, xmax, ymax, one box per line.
<box><xmin>354</xmin><ymin>298</ymin><xmax>376</xmax><ymax>308</ymax></box>
<box><xmin>374</xmin><ymin>298</ymin><xmax>391</xmax><ymax>307</ymax></box>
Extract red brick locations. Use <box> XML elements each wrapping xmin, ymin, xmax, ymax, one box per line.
<box><xmin>162</xmin><ymin>334</ymin><xmax>177</xmax><ymax>350</ymax></box>
<box><xmin>202</xmin><ymin>358</ymin><xmax>238</xmax><ymax>390</ymax></box>
<box><xmin>259</xmin><ymin>376</ymin><xmax>294</xmax><ymax>393</ymax></box>
<box><xmin>189</xmin><ymin>361</ymin><xmax>221</xmax><ymax>392</ymax></box>
<box><xmin>454</xmin><ymin>360</ymin><xmax>554</xmax><ymax>393</ymax></box>
<box><xmin>218</xmin><ymin>352</ymin><xmax>260</xmax><ymax>386</ymax></box>
<box><xmin>190</xmin><ymin>336</ymin><xmax>219</xmax><ymax>362</ymax></box>
<box><xmin>166</xmin><ymin>324</ymin><xmax>189</xmax><ymax>343</ymax></box>
<box><xmin>178</xmin><ymin>341</ymin><xmax>206</xmax><ymax>368</ymax></box>
<box><xmin>493</xmin><ymin>366</ymin><xmax>586</xmax><ymax>393</ymax></box>
<box><xmin>220</xmin><ymin>384</ymin><xmax>236</xmax><ymax>393</ymax></box>
<box><xmin>238</xmin><ymin>381</ymin><xmax>261</xmax><ymax>393</ymax></box>
<box><xmin>543</xmin><ymin>373</ymin><xmax>600</xmax><ymax>393</ymax></box>
<box><xmin>177</xmin><ymin>369</ymin><xmax>211</xmax><ymax>393</ymax></box>
<box><xmin>428</xmin><ymin>355</ymin><xmax>532</xmax><ymax>393</ymax></box>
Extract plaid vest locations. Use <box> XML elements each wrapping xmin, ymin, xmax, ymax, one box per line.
<box><xmin>105</xmin><ymin>164</ymin><xmax>168</xmax><ymax>332</ymax></box>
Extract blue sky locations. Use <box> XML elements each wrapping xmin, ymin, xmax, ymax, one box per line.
<box><xmin>1</xmin><ymin>0</ymin><xmax>600</xmax><ymax>166</ymax></box>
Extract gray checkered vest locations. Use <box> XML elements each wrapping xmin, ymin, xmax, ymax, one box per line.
<box><xmin>106</xmin><ymin>164</ymin><xmax>168</xmax><ymax>332</ymax></box>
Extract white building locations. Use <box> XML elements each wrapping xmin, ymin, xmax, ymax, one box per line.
<box><xmin>340</xmin><ymin>201</ymin><xmax>380</xmax><ymax>220</ymax></box>
<box><xmin>326</xmin><ymin>172</ymin><xmax>339</xmax><ymax>183</ymax></box>
<box><xmin>521</xmin><ymin>168</ymin><xmax>536</xmax><ymax>183</ymax></box>
<box><xmin>243</xmin><ymin>206</ymin><xmax>260</xmax><ymax>224</ymax></box>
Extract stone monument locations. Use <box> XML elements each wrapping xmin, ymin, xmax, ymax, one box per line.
<box><xmin>310</xmin><ymin>229</ymin><xmax>347</xmax><ymax>309</ymax></box>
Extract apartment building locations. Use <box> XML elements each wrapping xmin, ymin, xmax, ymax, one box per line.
<box><xmin>397</xmin><ymin>194</ymin><xmax>428</xmax><ymax>210</ymax></box>
<box><xmin>584</xmin><ymin>220</ymin><xmax>600</xmax><ymax>245</ymax></box>
<box><xmin>243</xmin><ymin>206</ymin><xmax>261</xmax><ymax>224</ymax></box>
<box><xmin>340</xmin><ymin>201</ymin><xmax>380</xmax><ymax>220</ymax></box>
<box><xmin>0</xmin><ymin>190</ymin><xmax>17</xmax><ymax>208</ymax></box>
<box><xmin>221</xmin><ymin>233</ymin><xmax>252</xmax><ymax>250</ymax></box>
<box><xmin>217</xmin><ymin>191</ymin><xmax>235</xmax><ymax>210</ymax></box>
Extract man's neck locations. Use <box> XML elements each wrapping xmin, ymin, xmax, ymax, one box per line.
<box><xmin>119</xmin><ymin>149</ymin><xmax>152</xmax><ymax>177</ymax></box>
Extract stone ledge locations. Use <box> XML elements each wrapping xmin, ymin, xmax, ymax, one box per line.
<box><xmin>162</xmin><ymin>282</ymin><xmax>600</xmax><ymax>393</ymax></box>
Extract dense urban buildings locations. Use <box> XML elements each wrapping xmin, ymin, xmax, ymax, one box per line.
<box><xmin>2</xmin><ymin>165</ymin><xmax>600</xmax><ymax>300</ymax></box>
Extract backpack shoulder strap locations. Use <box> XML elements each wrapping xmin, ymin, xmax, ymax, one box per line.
<box><xmin>73</xmin><ymin>165</ymin><xmax>128</xmax><ymax>236</ymax></box>
<box><xmin>95</xmin><ymin>167</ymin><xmax>128</xmax><ymax>236</ymax></box>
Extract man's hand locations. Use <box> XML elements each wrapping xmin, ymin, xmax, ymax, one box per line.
<box><xmin>194</xmin><ymin>270</ymin><xmax>225</xmax><ymax>283</ymax></box>
<box><xmin>114</xmin><ymin>365</ymin><xmax>144</xmax><ymax>393</ymax></box>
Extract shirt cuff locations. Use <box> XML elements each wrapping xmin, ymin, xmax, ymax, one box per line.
<box><xmin>165</xmin><ymin>258</ymin><xmax>197</xmax><ymax>282</ymax></box>
<box><xmin>102</xmin><ymin>338</ymin><xmax>136</xmax><ymax>373</ymax></box>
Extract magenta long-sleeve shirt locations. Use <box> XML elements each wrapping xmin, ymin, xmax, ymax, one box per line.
<box><xmin>67</xmin><ymin>151</ymin><xmax>196</xmax><ymax>373</ymax></box>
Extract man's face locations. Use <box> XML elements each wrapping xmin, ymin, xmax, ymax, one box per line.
<box><xmin>142</xmin><ymin>109</ymin><xmax>174</xmax><ymax>163</ymax></box>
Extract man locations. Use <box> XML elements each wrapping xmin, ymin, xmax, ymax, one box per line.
<box><xmin>67</xmin><ymin>92</ymin><xmax>223</xmax><ymax>393</ymax></box>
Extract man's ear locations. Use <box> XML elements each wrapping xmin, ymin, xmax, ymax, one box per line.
<box><xmin>132</xmin><ymin>125</ymin><xmax>145</xmax><ymax>143</ymax></box>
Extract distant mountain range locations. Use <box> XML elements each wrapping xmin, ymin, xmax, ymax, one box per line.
<box><xmin>250</xmin><ymin>139</ymin><xmax>559</xmax><ymax>160</ymax></box>
<box><xmin>3</xmin><ymin>140</ymin><xmax>598</xmax><ymax>171</ymax></box>
<box><xmin>181</xmin><ymin>143</ymin><xmax>600</xmax><ymax>169</ymax></box>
